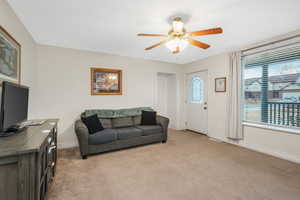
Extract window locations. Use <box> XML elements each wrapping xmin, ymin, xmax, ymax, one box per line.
<box><xmin>190</xmin><ymin>77</ymin><xmax>203</xmax><ymax>103</ymax></box>
<box><xmin>242</xmin><ymin>43</ymin><xmax>300</xmax><ymax>128</ymax></box>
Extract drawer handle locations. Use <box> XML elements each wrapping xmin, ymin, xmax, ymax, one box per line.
<box><xmin>51</xmin><ymin>162</ymin><xmax>55</xmax><ymax>167</ymax></box>
<box><xmin>48</xmin><ymin>145</ymin><xmax>56</xmax><ymax>154</ymax></box>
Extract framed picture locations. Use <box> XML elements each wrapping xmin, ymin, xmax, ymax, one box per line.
<box><xmin>0</xmin><ymin>26</ymin><xmax>21</xmax><ymax>84</ymax></box>
<box><xmin>91</xmin><ymin>67</ymin><xmax>122</xmax><ymax>95</ymax></box>
<box><xmin>215</xmin><ymin>77</ymin><xmax>226</xmax><ymax>92</ymax></box>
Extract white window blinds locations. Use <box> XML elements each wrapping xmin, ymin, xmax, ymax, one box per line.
<box><xmin>243</xmin><ymin>43</ymin><xmax>300</xmax><ymax>68</ymax></box>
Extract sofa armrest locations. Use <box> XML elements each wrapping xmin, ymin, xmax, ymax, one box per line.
<box><xmin>74</xmin><ymin>120</ymin><xmax>89</xmax><ymax>156</ymax></box>
<box><xmin>156</xmin><ymin>115</ymin><xmax>169</xmax><ymax>142</ymax></box>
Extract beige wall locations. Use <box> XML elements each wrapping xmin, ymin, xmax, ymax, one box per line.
<box><xmin>239</xmin><ymin>126</ymin><xmax>300</xmax><ymax>163</ymax></box>
<box><xmin>0</xmin><ymin>0</ymin><xmax>38</xmax><ymax>117</ymax></box>
<box><xmin>184</xmin><ymin>53</ymin><xmax>300</xmax><ymax>163</ymax></box>
<box><xmin>36</xmin><ymin>45</ymin><xmax>183</xmax><ymax>148</ymax></box>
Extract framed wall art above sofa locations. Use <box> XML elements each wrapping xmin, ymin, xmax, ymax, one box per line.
<box><xmin>90</xmin><ymin>67</ymin><xmax>122</xmax><ymax>95</ymax></box>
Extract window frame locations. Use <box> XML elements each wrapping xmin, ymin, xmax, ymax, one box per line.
<box><xmin>241</xmin><ymin>57</ymin><xmax>300</xmax><ymax>133</ymax></box>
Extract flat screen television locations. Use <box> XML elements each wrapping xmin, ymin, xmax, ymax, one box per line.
<box><xmin>0</xmin><ymin>81</ymin><xmax>29</xmax><ymax>136</ymax></box>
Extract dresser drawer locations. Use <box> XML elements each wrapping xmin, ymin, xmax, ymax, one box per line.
<box><xmin>37</xmin><ymin>126</ymin><xmax>58</xmax><ymax>200</ymax></box>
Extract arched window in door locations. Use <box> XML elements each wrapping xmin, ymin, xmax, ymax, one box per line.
<box><xmin>190</xmin><ymin>77</ymin><xmax>203</xmax><ymax>104</ymax></box>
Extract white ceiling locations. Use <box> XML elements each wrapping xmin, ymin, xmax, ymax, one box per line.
<box><xmin>7</xmin><ymin>0</ymin><xmax>300</xmax><ymax>64</ymax></box>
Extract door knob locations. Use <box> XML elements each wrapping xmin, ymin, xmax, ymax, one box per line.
<box><xmin>204</xmin><ymin>107</ymin><xmax>207</xmax><ymax>110</ymax></box>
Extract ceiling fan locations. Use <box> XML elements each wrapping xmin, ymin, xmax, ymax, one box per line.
<box><xmin>137</xmin><ymin>17</ymin><xmax>223</xmax><ymax>54</ymax></box>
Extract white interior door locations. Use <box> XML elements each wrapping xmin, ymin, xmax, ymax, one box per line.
<box><xmin>156</xmin><ymin>73</ymin><xmax>177</xmax><ymax>129</ymax></box>
<box><xmin>157</xmin><ymin>75</ymin><xmax>168</xmax><ymax>116</ymax></box>
<box><xmin>186</xmin><ymin>71</ymin><xmax>208</xmax><ymax>134</ymax></box>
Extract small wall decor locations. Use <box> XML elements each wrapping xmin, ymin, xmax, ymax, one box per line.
<box><xmin>215</xmin><ymin>77</ymin><xmax>226</xmax><ymax>92</ymax></box>
<box><xmin>0</xmin><ymin>26</ymin><xmax>21</xmax><ymax>84</ymax></box>
<box><xmin>91</xmin><ymin>67</ymin><xmax>122</xmax><ymax>95</ymax></box>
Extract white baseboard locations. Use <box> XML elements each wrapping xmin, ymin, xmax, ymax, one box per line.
<box><xmin>225</xmin><ymin>140</ymin><xmax>300</xmax><ymax>164</ymax></box>
<box><xmin>208</xmin><ymin>137</ymin><xmax>223</xmax><ymax>142</ymax></box>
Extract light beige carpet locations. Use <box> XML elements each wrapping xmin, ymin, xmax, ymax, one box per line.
<box><xmin>49</xmin><ymin>130</ymin><xmax>300</xmax><ymax>200</ymax></box>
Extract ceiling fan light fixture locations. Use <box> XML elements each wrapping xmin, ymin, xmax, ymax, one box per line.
<box><xmin>137</xmin><ymin>18</ymin><xmax>222</xmax><ymax>53</ymax></box>
<box><xmin>165</xmin><ymin>38</ymin><xmax>188</xmax><ymax>53</ymax></box>
<box><xmin>172</xmin><ymin>17</ymin><xmax>184</xmax><ymax>33</ymax></box>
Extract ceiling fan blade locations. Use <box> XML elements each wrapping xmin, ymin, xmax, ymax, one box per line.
<box><xmin>188</xmin><ymin>39</ymin><xmax>210</xmax><ymax>49</ymax></box>
<box><xmin>188</xmin><ymin>27</ymin><xmax>223</xmax><ymax>37</ymax></box>
<box><xmin>137</xmin><ymin>33</ymin><xmax>168</xmax><ymax>37</ymax></box>
<box><xmin>145</xmin><ymin>40</ymin><xmax>169</xmax><ymax>50</ymax></box>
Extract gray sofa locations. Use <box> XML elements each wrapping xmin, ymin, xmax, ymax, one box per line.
<box><xmin>75</xmin><ymin>107</ymin><xmax>169</xmax><ymax>159</ymax></box>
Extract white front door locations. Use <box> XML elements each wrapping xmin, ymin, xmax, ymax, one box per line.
<box><xmin>186</xmin><ymin>71</ymin><xmax>208</xmax><ymax>134</ymax></box>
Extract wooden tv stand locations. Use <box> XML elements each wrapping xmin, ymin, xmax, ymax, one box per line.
<box><xmin>0</xmin><ymin>119</ymin><xmax>58</xmax><ymax>200</ymax></box>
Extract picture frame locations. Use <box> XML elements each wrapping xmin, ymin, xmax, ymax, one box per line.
<box><xmin>0</xmin><ymin>26</ymin><xmax>21</xmax><ymax>84</ymax></box>
<box><xmin>91</xmin><ymin>67</ymin><xmax>122</xmax><ymax>95</ymax></box>
<box><xmin>215</xmin><ymin>77</ymin><xmax>226</xmax><ymax>92</ymax></box>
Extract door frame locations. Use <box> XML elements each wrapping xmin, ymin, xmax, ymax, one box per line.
<box><xmin>155</xmin><ymin>72</ymin><xmax>180</xmax><ymax>129</ymax></box>
<box><xmin>184</xmin><ymin>69</ymin><xmax>209</xmax><ymax>135</ymax></box>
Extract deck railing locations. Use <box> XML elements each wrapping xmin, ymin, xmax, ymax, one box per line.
<box><xmin>267</xmin><ymin>102</ymin><xmax>300</xmax><ymax>127</ymax></box>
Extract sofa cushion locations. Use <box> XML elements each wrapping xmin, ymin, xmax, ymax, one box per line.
<box><xmin>112</xmin><ymin>117</ymin><xmax>133</xmax><ymax>128</ymax></box>
<box><xmin>132</xmin><ymin>115</ymin><xmax>141</xmax><ymax>125</ymax></box>
<box><xmin>81</xmin><ymin>114</ymin><xmax>104</xmax><ymax>134</ymax></box>
<box><xmin>136</xmin><ymin>125</ymin><xmax>162</xmax><ymax>136</ymax></box>
<box><xmin>99</xmin><ymin>118</ymin><xmax>113</xmax><ymax>129</ymax></box>
<box><xmin>116</xmin><ymin>127</ymin><xmax>142</xmax><ymax>140</ymax></box>
<box><xmin>88</xmin><ymin>129</ymin><xmax>117</xmax><ymax>145</ymax></box>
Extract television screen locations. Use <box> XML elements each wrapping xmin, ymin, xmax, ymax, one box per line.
<box><xmin>0</xmin><ymin>81</ymin><xmax>29</xmax><ymax>133</ymax></box>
